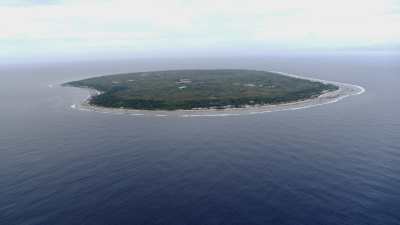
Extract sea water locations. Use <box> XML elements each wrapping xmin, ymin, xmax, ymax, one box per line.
<box><xmin>0</xmin><ymin>52</ymin><xmax>399</xmax><ymax>225</ymax></box>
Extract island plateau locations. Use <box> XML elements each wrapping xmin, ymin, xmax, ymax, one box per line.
<box><xmin>64</xmin><ymin>69</ymin><xmax>339</xmax><ymax>110</ymax></box>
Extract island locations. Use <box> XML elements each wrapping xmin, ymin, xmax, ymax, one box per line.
<box><xmin>64</xmin><ymin>69</ymin><xmax>339</xmax><ymax>111</ymax></box>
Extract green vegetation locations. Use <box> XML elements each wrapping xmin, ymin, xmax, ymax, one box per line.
<box><xmin>65</xmin><ymin>69</ymin><xmax>338</xmax><ymax>110</ymax></box>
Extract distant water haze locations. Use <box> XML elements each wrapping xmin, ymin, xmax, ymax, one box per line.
<box><xmin>0</xmin><ymin>52</ymin><xmax>400</xmax><ymax>225</ymax></box>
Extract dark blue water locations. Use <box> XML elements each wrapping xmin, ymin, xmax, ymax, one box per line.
<box><xmin>1</xmin><ymin>52</ymin><xmax>399</xmax><ymax>225</ymax></box>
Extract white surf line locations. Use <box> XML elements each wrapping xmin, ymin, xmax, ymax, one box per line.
<box><xmin>181</xmin><ymin>113</ymin><xmax>241</xmax><ymax>117</ymax></box>
<box><xmin>249</xmin><ymin>90</ymin><xmax>360</xmax><ymax>115</ymax></box>
<box><xmin>354</xmin><ymin>85</ymin><xmax>366</xmax><ymax>95</ymax></box>
<box><xmin>271</xmin><ymin>71</ymin><xmax>366</xmax><ymax>95</ymax></box>
<box><xmin>155</xmin><ymin>114</ymin><xmax>169</xmax><ymax>117</ymax></box>
<box><xmin>77</xmin><ymin>107</ymin><xmax>91</xmax><ymax>112</ymax></box>
<box><xmin>130</xmin><ymin>113</ymin><xmax>145</xmax><ymax>116</ymax></box>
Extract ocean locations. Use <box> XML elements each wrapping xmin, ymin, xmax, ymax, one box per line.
<box><xmin>1</xmin><ymin>52</ymin><xmax>399</xmax><ymax>225</ymax></box>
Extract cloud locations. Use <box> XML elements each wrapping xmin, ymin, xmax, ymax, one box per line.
<box><xmin>0</xmin><ymin>0</ymin><xmax>61</xmax><ymax>6</ymax></box>
<box><xmin>1</xmin><ymin>0</ymin><xmax>399</xmax><ymax>60</ymax></box>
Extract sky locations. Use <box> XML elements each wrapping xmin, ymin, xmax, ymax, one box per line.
<box><xmin>1</xmin><ymin>0</ymin><xmax>399</xmax><ymax>62</ymax></box>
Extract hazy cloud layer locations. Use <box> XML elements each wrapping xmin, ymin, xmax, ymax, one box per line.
<box><xmin>1</xmin><ymin>0</ymin><xmax>399</xmax><ymax>61</ymax></box>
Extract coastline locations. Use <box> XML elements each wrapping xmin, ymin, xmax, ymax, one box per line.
<box><xmin>65</xmin><ymin>71</ymin><xmax>365</xmax><ymax>117</ymax></box>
